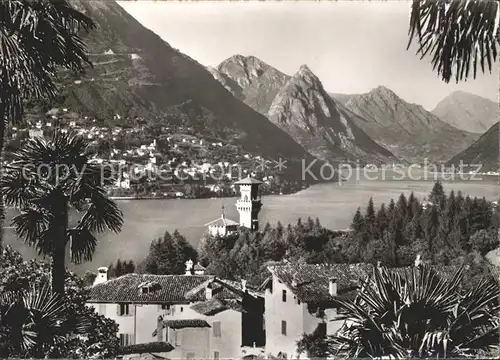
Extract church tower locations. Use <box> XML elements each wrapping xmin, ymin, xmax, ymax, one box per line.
<box><xmin>235</xmin><ymin>176</ymin><xmax>263</xmax><ymax>231</ymax></box>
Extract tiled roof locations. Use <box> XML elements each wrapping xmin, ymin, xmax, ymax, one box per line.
<box><xmin>89</xmin><ymin>274</ymin><xmax>240</xmax><ymax>303</ymax></box>
<box><xmin>118</xmin><ymin>341</ymin><xmax>174</xmax><ymax>355</ymax></box>
<box><xmin>268</xmin><ymin>262</ymin><xmax>468</xmax><ymax>304</ymax></box>
<box><xmin>191</xmin><ymin>298</ymin><xmax>245</xmax><ymax>316</ymax></box>
<box><xmin>204</xmin><ymin>215</ymin><xmax>239</xmax><ymax>227</ymax></box>
<box><xmin>268</xmin><ymin>263</ymin><xmax>373</xmax><ymax>303</ymax></box>
<box><xmin>185</xmin><ymin>278</ymin><xmax>263</xmax><ymax>301</ymax></box>
<box><xmin>163</xmin><ymin>319</ymin><xmax>211</xmax><ymax>329</ymax></box>
<box><xmin>234</xmin><ymin>176</ymin><xmax>263</xmax><ymax>185</ymax></box>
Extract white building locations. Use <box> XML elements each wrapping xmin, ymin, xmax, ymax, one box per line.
<box><xmin>261</xmin><ymin>262</ymin><xmax>373</xmax><ymax>359</ymax></box>
<box><xmin>87</xmin><ymin>263</ymin><xmax>265</xmax><ymax>359</ymax></box>
<box><xmin>205</xmin><ymin>207</ymin><xmax>239</xmax><ymax>237</ymax></box>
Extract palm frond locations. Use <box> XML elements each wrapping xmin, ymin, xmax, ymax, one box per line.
<box><xmin>68</xmin><ymin>227</ymin><xmax>97</xmax><ymax>264</ymax></box>
<box><xmin>0</xmin><ymin>0</ymin><xmax>94</xmax><ymax>122</ymax></box>
<box><xmin>11</xmin><ymin>208</ymin><xmax>51</xmax><ymax>252</ymax></box>
<box><xmin>79</xmin><ymin>189</ymin><xmax>123</xmax><ymax>234</ymax></box>
<box><xmin>330</xmin><ymin>265</ymin><xmax>499</xmax><ymax>358</ymax></box>
<box><xmin>408</xmin><ymin>0</ymin><xmax>500</xmax><ymax>83</ymax></box>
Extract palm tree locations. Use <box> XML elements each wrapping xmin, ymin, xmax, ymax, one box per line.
<box><xmin>0</xmin><ymin>284</ymin><xmax>90</xmax><ymax>358</ymax></box>
<box><xmin>329</xmin><ymin>265</ymin><xmax>500</xmax><ymax>358</ymax></box>
<box><xmin>408</xmin><ymin>0</ymin><xmax>499</xmax><ymax>83</ymax></box>
<box><xmin>0</xmin><ymin>132</ymin><xmax>123</xmax><ymax>295</ymax></box>
<box><xmin>0</xmin><ymin>0</ymin><xmax>95</xmax><ymax>245</ymax></box>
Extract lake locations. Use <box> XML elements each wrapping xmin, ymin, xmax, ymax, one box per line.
<box><xmin>3</xmin><ymin>170</ymin><xmax>498</xmax><ymax>273</ymax></box>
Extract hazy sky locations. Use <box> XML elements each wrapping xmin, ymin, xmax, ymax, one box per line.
<box><xmin>118</xmin><ymin>1</ymin><xmax>498</xmax><ymax>110</ymax></box>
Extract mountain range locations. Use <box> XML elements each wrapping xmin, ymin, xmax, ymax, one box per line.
<box><xmin>37</xmin><ymin>0</ymin><xmax>331</xmax><ymax>181</ymax></box>
<box><xmin>210</xmin><ymin>55</ymin><xmax>479</xmax><ymax>163</ymax></box>
<box><xmin>210</xmin><ymin>56</ymin><xmax>396</xmax><ymax>164</ymax></box>
<box><xmin>31</xmin><ymin>0</ymin><xmax>493</xmax><ymax>171</ymax></box>
<box><xmin>343</xmin><ymin>87</ymin><xmax>477</xmax><ymax>162</ymax></box>
<box><xmin>432</xmin><ymin>91</ymin><xmax>498</xmax><ymax>134</ymax></box>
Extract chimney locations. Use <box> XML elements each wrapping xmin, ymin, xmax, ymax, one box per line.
<box><xmin>329</xmin><ymin>278</ymin><xmax>337</xmax><ymax>296</ymax></box>
<box><xmin>206</xmin><ymin>283</ymin><xmax>213</xmax><ymax>300</ymax></box>
<box><xmin>415</xmin><ymin>254</ymin><xmax>422</xmax><ymax>267</ymax></box>
<box><xmin>185</xmin><ymin>259</ymin><xmax>194</xmax><ymax>275</ymax></box>
<box><xmin>93</xmin><ymin>267</ymin><xmax>108</xmax><ymax>285</ymax></box>
<box><xmin>241</xmin><ymin>279</ymin><xmax>247</xmax><ymax>292</ymax></box>
<box><xmin>156</xmin><ymin>316</ymin><xmax>164</xmax><ymax>342</ymax></box>
<box><xmin>291</xmin><ymin>272</ymin><xmax>298</xmax><ymax>288</ymax></box>
<box><xmin>376</xmin><ymin>260</ymin><xmax>381</xmax><ymax>268</ymax></box>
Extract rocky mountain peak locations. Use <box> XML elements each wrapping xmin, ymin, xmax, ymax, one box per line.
<box><xmin>289</xmin><ymin>64</ymin><xmax>324</xmax><ymax>91</ymax></box>
<box><xmin>432</xmin><ymin>90</ymin><xmax>498</xmax><ymax>133</ymax></box>
<box><xmin>267</xmin><ymin>65</ymin><xmax>395</xmax><ymax>163</ymax></box>
<box><xmin>370</xmin><ymin>85</ymin><xmax>400</xmax><ymax>100</ymax></box>
<box><xmin>212</xmin><ymin>55</ymin><xmax>290</xmax><ymax>114</ymax></box>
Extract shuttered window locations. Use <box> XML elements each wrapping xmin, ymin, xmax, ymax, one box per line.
<box><xmin>213</xmin><ymin>321</ymin><xmax>221</xmax><ymax>338</ymax></box>
<box><xmin>119</xmin><ymin>333</ymin><xmax>134</xmax><ymax>346</ymax></box>
<box><xmin>281</xmin><ymin>320</ymin><xmax>287</xmax><ymax>335</ymax></box>
<box><xmin>117</xmin><ymin>303</ymin><xmax>130</xmax><ymax>316</ymax></box>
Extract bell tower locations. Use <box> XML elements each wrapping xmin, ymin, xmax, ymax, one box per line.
<box><xmin>235</xmin><ymin>176</ymin><xmax>263</xmax><ymax>231</ymax></box>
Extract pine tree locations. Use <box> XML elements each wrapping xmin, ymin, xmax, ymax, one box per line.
<box><xmin>124</xmin><ymin>260</ymin><xmax>136</xmax><ymax>274</ymax></box>
<box><xmin>407</xmin><ymin>192</ymin><xmax>420</xmax><ymax>219</ymax></box>
<box><xmin>350</xmin><ymin>207</ymin><xmax>364</xmax><ymax>233</ymax></box>
<box><xmin>365</xmin><ymin>198</ymin><xmax>376</xmax><ymax>237</ymax></box>
<box><xmin>375</xmin><ymin>204</ymin><xmax>389</xmax><ymax>239</ymax></box>
<box><xmin>276</xmin><ymin>221</ymin><xmax>284</xmax><ymax>239</ymax></box>
<box><xmin>314</xmin><ymin>217</ymin><xmax>321</xmax><ymax>230</ymax></box>
<box><xmin>396</xmin><ymin>193</ymin><xmax>408</xmax><ymax>221</ymax></box>
<box><xmin>115</xmin><ymin>259</ymin><xmax>123</xmax><ymax>277</ymax></box>
<box><xmin>307</xmin><ymin>217</ymin><xmax>315</xmax><ymax>232</ymax></box>
<box><xmin>262</xmin><ymin>222</ymin><xmax>272</xmax><ymax>234</ymax></box>
<box><xmin>172</xmin><ymin>229</ymin><xmax>198</xmax><ymax>273</ymax></box>
<box><xmin>429</xmin><ymin>181</ymin><xmax>446</xmax><ymax>209</ymax></box>
<box><xmin>388</xmin><ymin>199</ymin><xmax>396</xmax><ymax>217</ymax></box>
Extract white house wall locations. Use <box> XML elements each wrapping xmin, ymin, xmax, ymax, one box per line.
<box><xmin>88</xmin><ymin>302</ymin><xmax>243</xmax><ymax>359</ymax></box>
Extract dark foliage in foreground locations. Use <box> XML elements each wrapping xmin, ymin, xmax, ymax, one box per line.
<box><xmin>0</xmin><ymin>246</ymin><xmax>119</xmax><ymax>358</ymax></box>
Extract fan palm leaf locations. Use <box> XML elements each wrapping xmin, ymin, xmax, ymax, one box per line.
<box><xmin>329</xmin><ymin>265</ymin><xmax>500</xmax><ymax>358</ymax></box>
<box><xmin>1</xmin><ymin>133</ymin><xmax>123</xmax><ymax>295</ymax></box>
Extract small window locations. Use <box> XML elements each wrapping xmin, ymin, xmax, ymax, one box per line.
<box><xmin>213</xmin><ymin>321</ymin><xmax>221</xmax><ymax>338</ymax></box>
<box><xmin>281</xmin><ymin>320</ymin><xmax>287</xmax><ymax>335</ymax></box>
<box><xmin>118</xmin><ymin>303</ymin><xmax>130</xmax><ymax>316</ymax></box>
<box><xmin>214</xmin><ymin>351</ymin><xmax>220</xmax><ymax>360</ymax></box>
<box><xmin>119</xmin><ymin>333</ymin><xmax>134</xmax><ymax>346</ymax></box>
<box><xmin>180</xmin><ymin>306</ymin><xmax>184</xmax><ymax>312</ymax></box>
<box><xmin>160</xmin><ymin>304</ymin><xmax>170</xmax><ymax>310</ymax></box>
<box><xmin>282</xmin><ymin>290</ymin><xmax>286</xmax><ymax>302</ymax></box>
